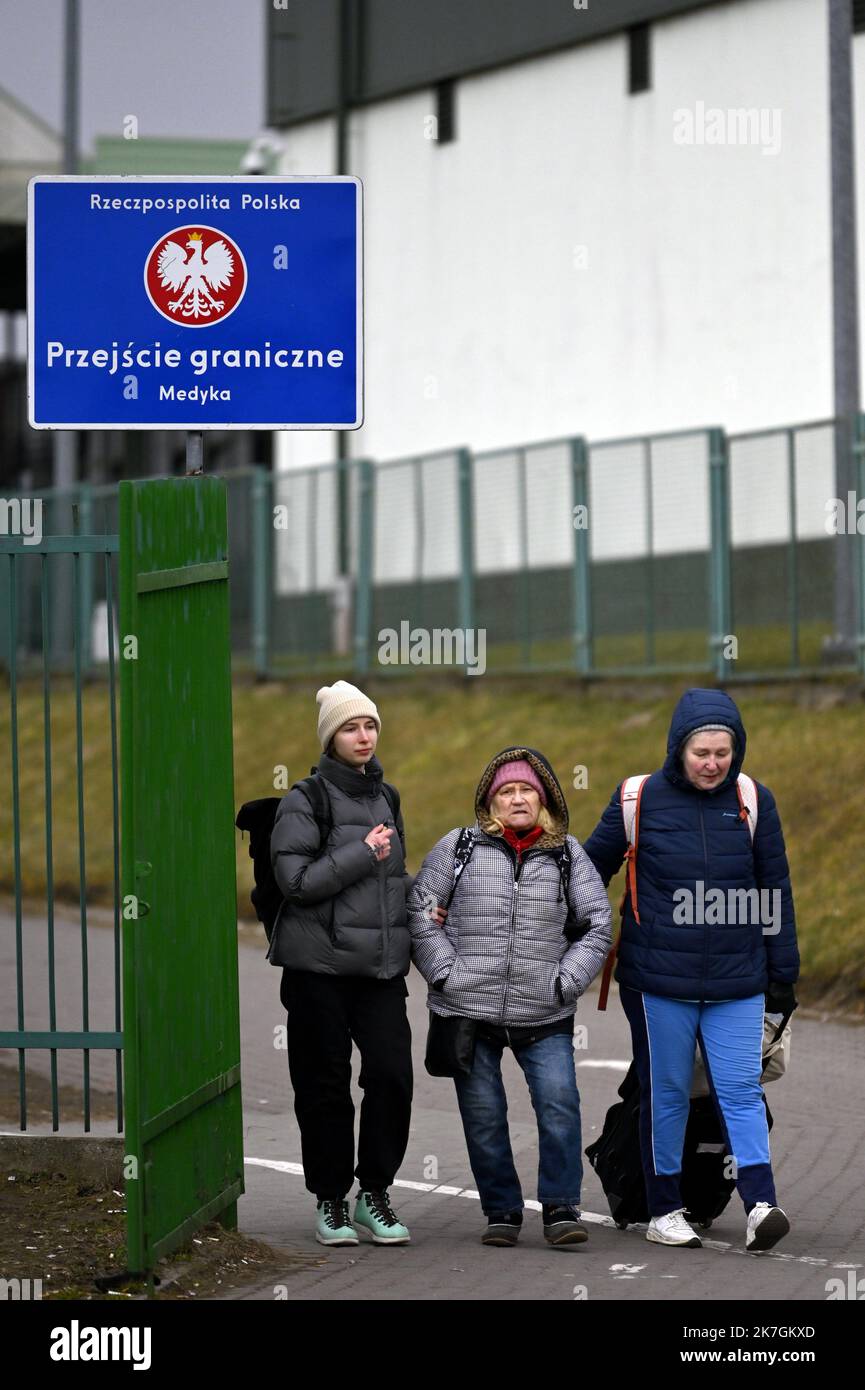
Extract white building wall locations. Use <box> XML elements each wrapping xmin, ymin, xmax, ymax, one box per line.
<box><xmin>275</xmin><ymin>0</ymin><xmax>834</xmax><ymax>475</ymax></box>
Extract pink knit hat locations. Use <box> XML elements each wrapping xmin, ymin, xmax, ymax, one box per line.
<box><xmin>485</xmin><ymin>759</ymin><xmax>547</xmax><ymax>807</ymax></box>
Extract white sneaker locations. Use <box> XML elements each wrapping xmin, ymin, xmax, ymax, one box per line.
<box><xmin>745</xmin><ymin>1202</ymin><xmax>790</xmax><ymax>1252</ymax></box>
<box><xmin>646</xmin><ymin>1209</ymin><xmax>703</xmax><ymax>1247</ymax></box>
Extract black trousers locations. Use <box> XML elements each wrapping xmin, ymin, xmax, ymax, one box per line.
<box><xmin>281</xmin><ymin>969</ymin><xmax>413</xmax><ymax>1200</ymax></box>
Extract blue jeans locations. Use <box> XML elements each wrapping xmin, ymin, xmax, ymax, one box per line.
<box><xmin>453</xmin><ymin>1032</ymin><xmax>583</xmax><ymax>1216</ymax></box>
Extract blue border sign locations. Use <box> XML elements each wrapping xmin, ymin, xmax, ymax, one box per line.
<box><xmin>28</xmin><ymin>175</ymin><xmax>363</xmax><ymax>430</ymax></box>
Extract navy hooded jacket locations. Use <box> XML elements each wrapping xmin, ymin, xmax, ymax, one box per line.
<box><xmin>582</xmin><ymin>689</ymin><xmax>799</xmax><ymax>1001</ymax></box>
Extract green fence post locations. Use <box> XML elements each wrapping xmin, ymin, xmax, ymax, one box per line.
<box><xmin>337</xmin><ymin>452</ymin><xmax>351</xmax><ymax>580</ymax></box>
<box><xmin>354</xmin><ymin>459</ymin><xmax>374</xmax><ymax>676</ymax></box>
<box><xmin>72</xmin><ymin>483</ymin><xmax>94</xmax><ymax>680</ymax></box>
<box><xmin>516</xmin><ymin>448</ymin><xmax>531</xmax><ymax>667</ymax></box>
<box><xmin>708</xmin><ymin>428</ymin><xmax>732</xmax><ymax>680</ymax></box>
<box><xmin>855</xmin><ymin>413</ymin><xmax>865</xmax><ymax>675</ymax></box>
<box><xmin>456</xmin><ymin>448</ymin><xmax>475</xmax><ymax>672</ymax></box>
<box><xmin>13</xmin><ymin>488</ymin><xmax>32</xmax><ymax>662</ymax></box>
<box><xmin>570</xmin><ymin>437</ymin><xmax>593</xmax><ymax>674</ymax></box>
<box><xmin>786</xmin><ymin>429</ymin><xmax>800</xmax><ymax>671</ymax></box>
<box><xmin>250</xmin><ymin>466</ymin><xmax>271</xmax><ymax>679</ymax></box>
<box><xmin>643</xmin><ymin>439</ymin><xmax>656</xmax><ymax>668</ymax></box>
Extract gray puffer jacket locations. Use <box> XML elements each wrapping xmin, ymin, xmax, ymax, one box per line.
<box><xmin>267</xmin><ymin>752</ymin><xmax>411</xmax><ymax>979</ymax></box>
<box><xmin>408</xmin><ymin>746</ymin><xmax>612</xmax><ymax>1025</ymax></box>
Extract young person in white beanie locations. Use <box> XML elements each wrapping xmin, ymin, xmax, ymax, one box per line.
<box><xmin>268</xmin><ymin>681</ymin><xmax>416</xmax><ymax>1247</ymax></box>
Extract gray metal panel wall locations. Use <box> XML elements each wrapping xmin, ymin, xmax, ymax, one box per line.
<box><xmin>267</xmin><ymin>0</ymin><xmax>727</xmax><ymax>127</ymax></box>
<box><xmin>268</xmin><ymin>0</ymin><xmax>341</xmax><ymax>127</ymax></box>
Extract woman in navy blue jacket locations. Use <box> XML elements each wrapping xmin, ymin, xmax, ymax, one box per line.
<box><xmin>583</xmin><ymin>688</ymin><xmax>799</xmax><ymax>1252</ymax></box>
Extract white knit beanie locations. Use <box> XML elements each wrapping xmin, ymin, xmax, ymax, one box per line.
<box><xmin>316</xmin><ymin>680</ymin><xmax>381</xmax><ymax>751</ymax></box>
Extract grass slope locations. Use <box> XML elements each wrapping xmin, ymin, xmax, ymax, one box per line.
<box><xmin>2</xmin><ymin>677</ymin><xmax>863</xmax><ymax>1010</ymax></box>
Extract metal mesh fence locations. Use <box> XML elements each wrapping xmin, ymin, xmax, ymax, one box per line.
<box><xmin>471</xmin><ymin>439</ymin><xmax>576</xmax><ymax>671</ymax></box>
<box><xmin>728</xmin><ymin>421</ymin><xmax>838</xmax><ymax>673</ymax></box>
<box><xmin>269</xmin><ymin>463</ymin><xmax>343</xmax><ymax>670</ymax></box>
<box><xmin>369</xmin><ymin>451</ymin><xmax>463</xmax><ymax>671</ymax></box>
<box><xmin>587</xmin><ymin>431</ymin><xmax>711</xmax><ymax>671</ymax></box>
<box><xmin>2</xmin><ymin>418</ymin><xmax>862</xmax><ymax>680</ymax></box>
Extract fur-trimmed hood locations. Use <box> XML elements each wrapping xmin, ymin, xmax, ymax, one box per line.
<box><xmin>474</xmin><ymin>745</ymin><xmax>569</xmax><ymax>849</ymax></box>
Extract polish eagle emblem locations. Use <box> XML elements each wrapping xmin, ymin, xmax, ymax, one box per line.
<box><xmin>144</xmin><ymin>226</ymin><xmax>247</xmax><ymax>326</ymax></box>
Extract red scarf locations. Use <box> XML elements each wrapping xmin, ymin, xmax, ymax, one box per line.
<box><xmin>502</xmin><ymin>823</ymin><xmax>545</xmax><ymax>861</ymax></box>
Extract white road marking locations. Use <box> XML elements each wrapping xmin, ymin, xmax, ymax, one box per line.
<box><xmin>244</xmin><ymin>1156</ymin><xmax>857</xmax><ymax>1269</ymax></box>
<box><xmin>576</xmin><ymin>1060</ymin><xmax>631</xmax><ymax>1070</ymax></box>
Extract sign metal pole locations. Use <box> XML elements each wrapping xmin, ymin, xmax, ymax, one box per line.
<box><xmin>185</xmin><ymin>431</ymin><xmax>204</xmax><ymax>476</ymax></box>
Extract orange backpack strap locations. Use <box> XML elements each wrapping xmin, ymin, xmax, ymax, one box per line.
<box><xmin>598</xmin><ymin>937</ymin><xmax>619</xmax><ymax>1011</ymax></box>
<box><xmin>597</xmin><ymin>775</ymin><xmax>649</xmax><ymax>1011</ymax></box>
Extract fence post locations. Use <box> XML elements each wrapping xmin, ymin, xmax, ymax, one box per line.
<box><xmin>72</xmin><ymin>483</ymin><xmax>93</xmax><ymax>679</ymax></box>
<box><xmin>786</xmin><ymin>429</ymin><xmax>800</xmax><ymax>671</ymax></box>
<box><xmin>250</xmin><ymin>466</ymin><xmax>271</xmax><ymax>679</ymax></box>
<box><xmin>708</xmin><ymin>428</ymin><xmax>732</xmax><ymax>680</ymax></box>
<box><xmin>354</xmin><ymin>458</ymin><xmax>374</xmax><ymax>676</ymax></box>
<box><xmin>643</xmin><ymin>438</ymin><xmax>655</xmax><ymax>667</ymax></box>
<box><xmin>456</xmin><ymin>448</ymin><xmax>475</xmax><ymax>671</ymax></box>
<box><xmin>855</xmin><ymin>413</ymin><xmax>865</xmax><ymax>675</ymax></box>
<box><xmin>570</xmin><ymin>437</ymin><xmax>593</xmax><ymax>674</ymax></box>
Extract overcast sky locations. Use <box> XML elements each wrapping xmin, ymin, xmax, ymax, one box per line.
<box><xmin>0</xmin><ymin>0</ymin><xmax>266</xmax><ymax>152</ymax></box>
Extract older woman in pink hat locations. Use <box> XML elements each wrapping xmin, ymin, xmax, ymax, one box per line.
<box><xmin>408</xmin><ymin>745</ymin><xmax>611</xmax><ymax>1249</ymax></box>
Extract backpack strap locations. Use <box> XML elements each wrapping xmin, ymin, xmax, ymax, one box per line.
<box><xmin>556</xmin><ymin>839</ymin><xmax>572</xmax><ymax>903</ymax></box>
<box><xmin>735</xmin><ymin>773</ymin><xmax>758</xmax><ymax>842</ymax></box>
<box><xmin>598</xmin><ymin>775</ymin><xmax>648</xmax><ymax>1012</ymax></box>
<box><xmin>296</xmin><ymin>774</ymin><xmax>403</xmax><ymax>851</ymax></box>
<box><xmin>597</xmin><ymin>936</ymin><xmax>620</xmax><ymax>1012</ymax></box>
<box><xmin>555</xmin><ymin>840</ymin><xmax>585</xmax><ymax>941</ymax></box>
<box><xmin>620</xmin><ymin>775</ymin><xmax>650</xmax><ymax>925</ymax></box>
<box><xmin>294</xmin><ymin>772</ymin><xmax>333</xmax><ymax>845</ymax></box>
<box><xmin>382</xmin><ymin>782</ymin><xmax>401</xmax><ymax>823</ymax></box>
<box><xmin>443</xmin><ymin>828</ymin><xmax>476</xmax><ymax>910</ymax></box>
<box><xmin>381</xmin><ymin>782</ymin><xmax>404</xmax><ymax>853</ymax></box>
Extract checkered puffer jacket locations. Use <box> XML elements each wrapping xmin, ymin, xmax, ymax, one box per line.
<box><xmin>407</xmin><ymin>746</ymin><xmax>612</xmax><ymax>1026</ymax></box>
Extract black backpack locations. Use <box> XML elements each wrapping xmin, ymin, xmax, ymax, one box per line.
<box><xmin>585</xmin><ymin>1060</ymin><xmax>775</xmax><ymax>1229</ymax></box>
<box><xmin>235</xmin><ymin>769</ymin><xmax>401</xmax><ymax>943</ymax></box>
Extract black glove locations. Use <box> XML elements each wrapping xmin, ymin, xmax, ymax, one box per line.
<box><xmin>765</xmin><ymin>980</ymin><xmax>798</xmax><ymax>1016</ymax></box>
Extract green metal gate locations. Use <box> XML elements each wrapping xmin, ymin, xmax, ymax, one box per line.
<box><xmin>1</xmin><ymin>524</ymin><xmax>123</xmax><ymax>1130</ymax></box>
<box><xmin>119</xmin><ymin>477</ymin><xmax>243</xmax><ymax>1274</ymax></box>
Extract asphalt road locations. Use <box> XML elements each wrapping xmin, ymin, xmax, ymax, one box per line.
<box><xmin>3</xmin><ymin>906</ymin><xmax>864</xmax><ymax>1301</ymax></box>
<box><xmin>233</xmin><ymin>931</ymin><xmax>865</xmax><ymax>1303</ymax></box>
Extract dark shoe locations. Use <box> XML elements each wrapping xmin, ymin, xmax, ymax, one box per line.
<box><xmin>482</xmin><ymin>1211</ymin><xmax>523</xmax><ymax>1246</ymax></box>
<box><xmin>543</xmin><ymin>1204</ymin><xmax>588</xmax><ymax>1247</ymax></box>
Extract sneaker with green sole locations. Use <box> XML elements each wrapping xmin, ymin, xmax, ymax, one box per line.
<box><xmin>354</xmin><ymin>1189</ymin><xmax>411</xmax><ymax>1244</ymax></box>
<box><xmin>315</xmin><ymin>1198</ymin><xmax>359</xmax><ymax>1246</ymax></box>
